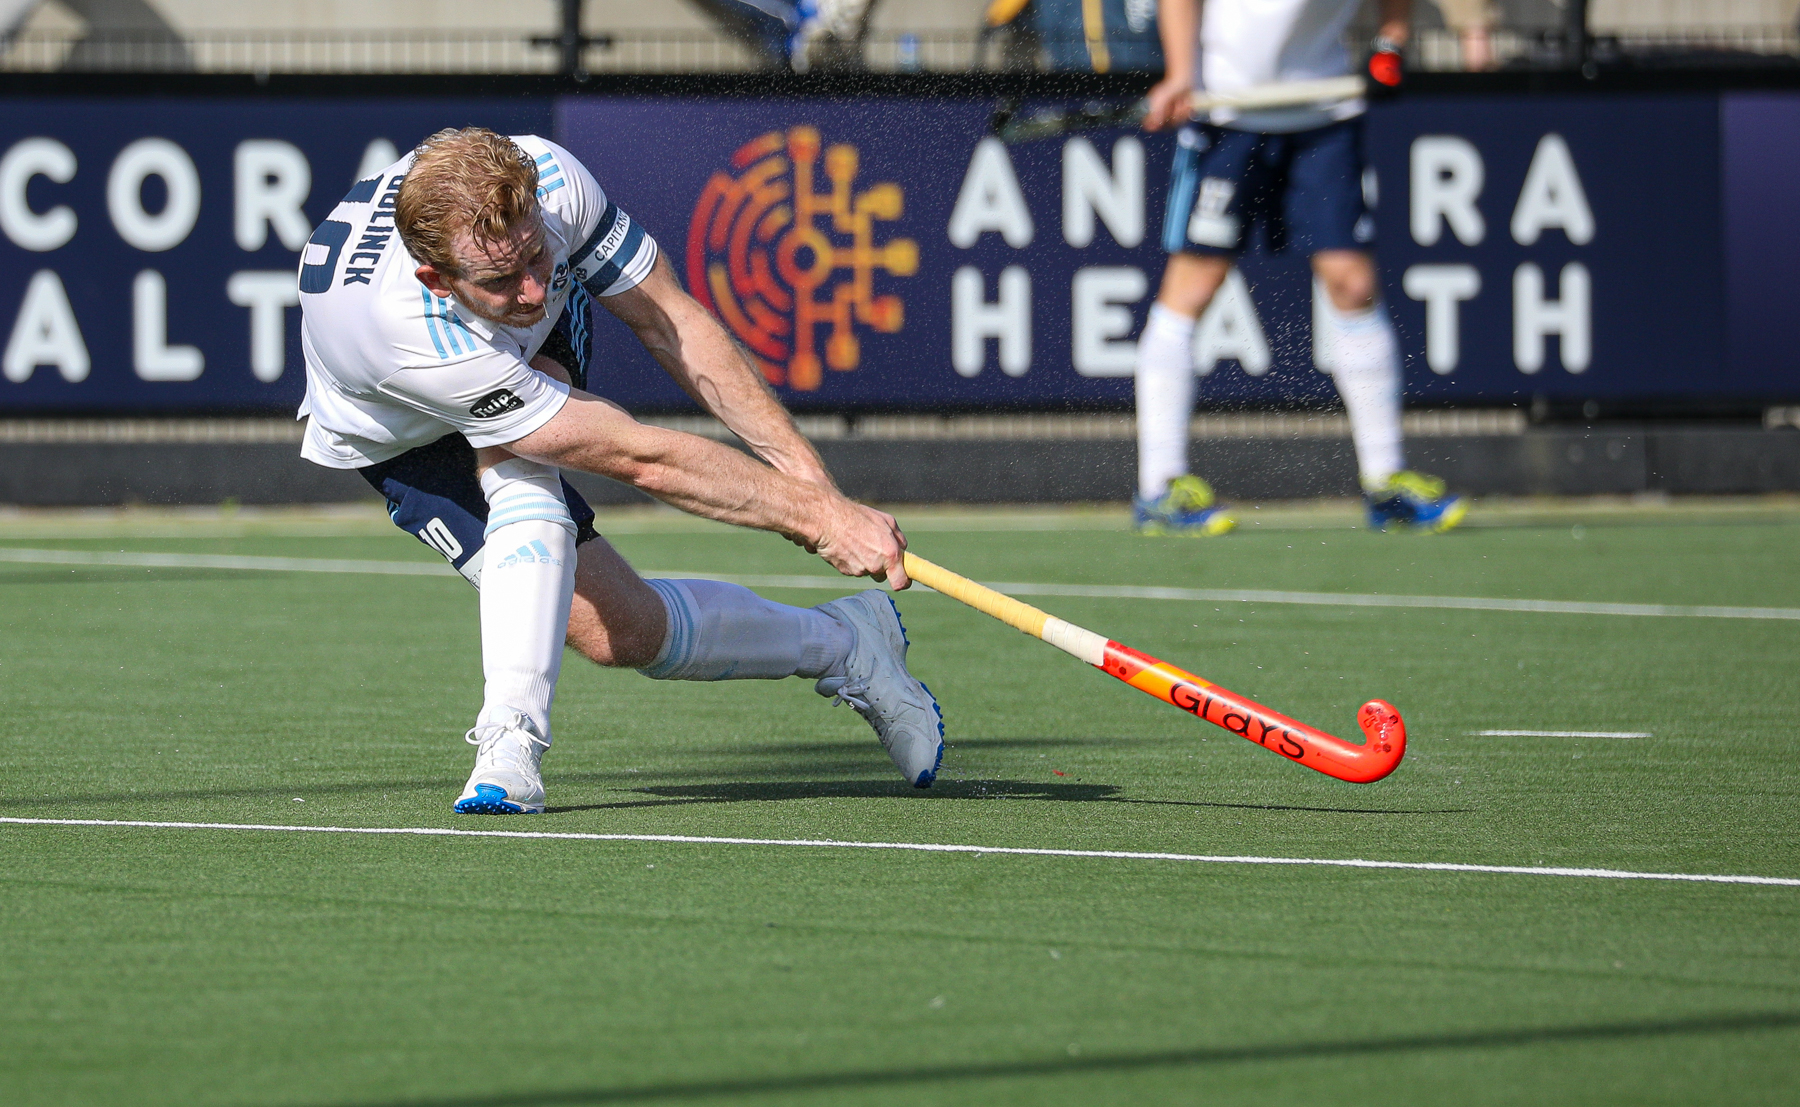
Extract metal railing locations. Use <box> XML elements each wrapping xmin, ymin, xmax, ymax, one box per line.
<box><xmin>0</xmin><ymin>27</ymin><xmax>1793</xmax><ymax>75</ymax></box>
<box><xmin>1411</xmin><ymin>25</ymin><xmax>1800</xmax><ymax>71</ymax></box>
<box><xmin>0</xmin><ymin>30</ymin><xmax>765</xmax><ymax>74</ymax></box>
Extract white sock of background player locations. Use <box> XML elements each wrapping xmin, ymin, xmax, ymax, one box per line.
<box><xmin>1135</xmin><ymin>303</ymin><xmax>1198</xmax><ymax>502</ymax></box>
<box><xmin>637</xmin><ymin>578</ymin><xmax>852</xmax><ymax>683</ymax></box>
<box><xmin>1314</xmin><ymin>285</ymin><xmax>1406</xmax><ymax>490</ymax></box>
<box><xmin>474</xmin><ymin>458</ymin><xmax>578</xmax><ymax>743</ymax></box>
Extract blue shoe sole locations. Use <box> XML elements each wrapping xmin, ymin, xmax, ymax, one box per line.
<box><xmin>453</xmin><ymin>783</ymin><xmax>540</xmax><ymax>815</ymax></box>
<box><xmin>914</xmin><ymin>680</ymin><xmax>946</xmax><ymax>788</ymax></box>
<box><xmin>453</xmin><ymin>798</ymin><xmax>536</xmax><ymax>814</ymax></box>
<box><xmin>1367</xmin><ymin>496</ymin><xmax>1469</xmax><ymax>533</ymax></box>
<box><xmin>885</xmin><ymin>594</ymin><xmax>910</xmax><ymax>646</ymax></box>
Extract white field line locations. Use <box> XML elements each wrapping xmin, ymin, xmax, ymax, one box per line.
<box><xmin>932</xmin><ymin>580</ymin><xmax>1800</xmax><ymax>622</ymax></box>
<box><xmin>5</xmin><ymin>546</ymin><xmax>1800</xmax><ymax>622</ymax></box>
<box><xmin>1473</xmin><ymin>730</ymin><xmax>1653</xmax><ymax>738</ymax></box>
<box><xmin>0</xmin><ymin>546</ymin><xmax>452</xmax><ymax>577</ymax></box>
<box><xmin>2</xmin><ymin>817</ymin><xmax>1795</xmax><ymax>888</ymax></box>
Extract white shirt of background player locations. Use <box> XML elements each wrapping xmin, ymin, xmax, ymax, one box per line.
<box><xmin>1198</xmin><ymin>0</ymin><xmax>1367</xmax><ymax>133</ymax></box>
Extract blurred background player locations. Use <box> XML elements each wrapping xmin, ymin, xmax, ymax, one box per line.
<box><xmin>1133</xmin><ymin>0</ymin><xmax>1468</xmax><ymax>535</ymax></box>
<box><xmin>981</xmin><ymin>0</ymin><xmax>1165</xmax><ymax>73</ymax></box>
<box><xmin>698</xmin><ymin>0</ymin><xmax>876</xmax><ymax>71</ymax></box>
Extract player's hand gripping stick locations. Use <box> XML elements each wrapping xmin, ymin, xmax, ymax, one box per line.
<box><xmin>902</xmin><ymin>553</ymin><xmax>1405</xmax><ymax>784</ymax></box>
<box><xmin>1365</xmin><ymin>36</ymin><xmax>1405</xmax><ymax>96</ymax></box>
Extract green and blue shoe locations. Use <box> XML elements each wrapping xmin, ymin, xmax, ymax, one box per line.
<box><xmin>1134</xmin><ymin>475</ymin><xmax>1237</xmax><ymax>536</ymax></box>
<box><xmin>1364</xmin><ymin>471</ymin><xmax>1468</xmax><ymax>533</ymax></box>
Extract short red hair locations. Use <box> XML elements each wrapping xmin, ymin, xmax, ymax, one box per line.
<box><xmin>395</xmin><ymin>127</ymin><xmax>539</xmax><ymax>273</ymax></box>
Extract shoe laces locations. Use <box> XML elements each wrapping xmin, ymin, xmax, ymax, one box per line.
<box><xmin>826</xmin><ymin>678</ymin><xmax>871</xmax><ymax>714</ymax></box>
<box><xmin>464</xmin><ymin>719</ymin><xmax>549</xmax><ymax>773</ymax></box>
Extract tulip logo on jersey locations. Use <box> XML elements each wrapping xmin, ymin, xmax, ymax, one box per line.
<box><xmin>687</xmin><ymin>126</ymin><xmax>917</xmax><ymax>390</ymax></box>
<box><xmin>470</xmin><ymin>388</ymin><xmax>524</xmax><ymax>418</ymax></box>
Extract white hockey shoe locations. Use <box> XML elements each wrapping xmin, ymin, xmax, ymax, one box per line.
<box><xmin>454</xmin><ymin>715</ymin><xmax>549</xmax><ymax>814</ymax></box>
<box><xmin>814</xmin><ymin>590</ymin><xmax>944</xmax><ymax>788</ymax></box>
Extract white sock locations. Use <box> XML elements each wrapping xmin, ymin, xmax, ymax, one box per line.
<box><xmin>638</xmin><ymin>578</ymin><xmax>853</xmax><ymax>682</ymax></box>
<box><xmin>475</xmin><ymin>459</ymin><xmax>577</xmax><ymax>743</ymax></box>
<box><xmin>1315</xmin><ymin>286</ymin><xmax>1405</xmax><ymax>489</ymax></box>
<box><xmin>1135</xmin><ymin>302</ymin><xmax>1197</xmax><ymax>501</ymax></box>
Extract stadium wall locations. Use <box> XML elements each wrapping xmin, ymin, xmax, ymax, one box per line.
<box><xmin>5</xmin><ymin>421</ymin><xmax>1798</xmax><ymax>506</ymax></box>
<box><xmin>0</xmin><ymin>72</ymin><xmax>1796</xmax><ymax>503</ymax></box>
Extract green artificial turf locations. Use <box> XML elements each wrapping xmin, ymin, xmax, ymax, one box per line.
<box><xmin>2</xmin><ymin>502</ymin><xmax>1797</xmax><ymax>1106</ymax></box>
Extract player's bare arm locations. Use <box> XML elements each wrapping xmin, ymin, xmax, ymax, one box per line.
<box><xmin>1379</xmin><ymin>0</ymin><xmax>1412</xmax><ymax>48</ymax></box>
<box><xmin>502</xmin><ymin>390</ymin><xmax>909</xmax><ymax>588</ymax></box>
<box><xmin>408</xmin><ymin>198</ymin><xmax>897</xmax><ymax>580</ymax></box>
<box><xmin>1143</xmin><ymin>0</ymin><xmax>1199</xmax><ymax>131</ymax></box>
<box><xmin>412</xmin><ymin>160</ymin><xmax>831</xmax><ymax>495</ymax></box>
<box><xmin>602</xmin><ymin>253</ymin><xmax>836</xmax><ymax>491</ymax></box>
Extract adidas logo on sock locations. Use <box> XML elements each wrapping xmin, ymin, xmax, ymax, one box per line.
<box><xmin>491</xmin><ymin>539</ymin><xmax>562</xmax><ymax>571</ymax></box>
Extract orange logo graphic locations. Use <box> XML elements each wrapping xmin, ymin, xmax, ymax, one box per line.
<box><xmin>687</xmin><ymin>126</ymin><xmax>917</xmax><ymax>390</ymax></box>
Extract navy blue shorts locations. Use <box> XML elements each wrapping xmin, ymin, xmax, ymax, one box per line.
<box><xmin>1160</xmin><ymin>119</ymin><xmax>1374</xmax><ymax>257</ymax></box>
<box><xmin>357</xmin><ymin>289</ymin><xmax>599</xmax><ymax>584</ymax></box>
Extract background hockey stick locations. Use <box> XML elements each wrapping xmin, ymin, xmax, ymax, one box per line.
<box><xmin>990</xmin><ymin>97</ymin><xmax>1148</xmax><ymax>143</ymax></box>
<box><xmin>902</xmin><ymin>552</ymin><xmax>1406</xmax><ymax>783</ymax></box>
<box><xmin>992</xmin><ymin>74</ymin><xmax>1369</xmax><ymax>143</ymax></box>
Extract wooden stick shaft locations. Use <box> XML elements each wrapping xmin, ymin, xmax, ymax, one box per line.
<box><xmin>902</xmin><ymin>552</ymin><xmax>1047</xmax><ymax>637</ymax></box>
<box><xmin>994</xmin><ymin>76</ymin><xmax>1369</xmax><ymax>145</ymax></box>
<box><xmin>1190</xmin><ymin>75</ymin><xmax>1365</xmax><ymax>113</ymax></box>
<box><xmin>903</xmin><ymin>552</ymin><xmax>1108</xmax><ymax>665</ymax></box>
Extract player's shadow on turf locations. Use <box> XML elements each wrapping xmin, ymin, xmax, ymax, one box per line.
<box><xmin>547</xmin><ymin>780</ymin><xmax>1465</xmax><ymax>815</ymax></box>
<box><xmin>323</xmin><ymin>1009</ymin><xmax>1800</xmax><ymax>1106</ymax></box>
<box><xmin>545</xmin><ymin>778</ymin><xmax>1120</xmax><ymax>812</ymax></box>
<box><xmin>744</xmin><ymin>736</ymin><xmax>1166</xmax><ymax>754</ymax></box>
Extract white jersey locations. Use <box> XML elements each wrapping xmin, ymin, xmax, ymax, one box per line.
<box><xmin>1198</xmin><ymin>0</ymin><xmax>1364</xmax><ymax>134</ymax></box>
<box><xmin>297</xmin><ymin>136</ymin><xmax>659</xmax><ymax>469</ymax></box>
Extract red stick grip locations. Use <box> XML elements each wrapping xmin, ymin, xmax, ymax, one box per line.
<box><xmin>1099</xmin><ymin>641</ymin><xmax>1405</xmax><ymax>783</ymax></box>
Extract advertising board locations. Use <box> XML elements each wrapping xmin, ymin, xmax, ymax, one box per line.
<box><xmin>0</xmin><ymin>89</ymin><xmax>1790</xmax><ymax>414</ymax></box>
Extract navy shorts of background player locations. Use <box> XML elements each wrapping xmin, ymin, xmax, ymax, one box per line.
<box><xmin>357</xmin><ymin>283</ymin><xmax>600</xmax><ymax>585</ymax></box>
<box><xmin>1161</xmin><ymin>119</ymin><xmax>1374</xmax><ymax>257</ymax></box>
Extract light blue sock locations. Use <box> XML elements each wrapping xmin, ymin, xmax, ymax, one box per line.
<box><xmin>638</xmin><ymin>578</ymin><xmax>851</xmax><ymax>682</ymax></box>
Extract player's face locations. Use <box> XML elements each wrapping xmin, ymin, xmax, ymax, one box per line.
<box><xmin>444</xmin><ymin>217</ymin><xmax>555</xmax><ymax>327</ymax></box>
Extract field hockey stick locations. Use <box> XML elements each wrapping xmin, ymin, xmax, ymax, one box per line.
<box><xmin>1192</xmin><ymin>74</ymin><xmax>1369</xmax><ymax>113</ymax></box>
<box><xmin>901</xmin><ymin>552</ymin><xmax>1406</xmax><ymax>784</ymax></box>
<box><xmin>991</xmin><ymin>97</ymin><xmax>1148</xmax><ymax>143</ymax></box>
<box><xmin>991</xmin><ymin>75</ymin><xmax>1369</xmax><ymax>143</ymax></box>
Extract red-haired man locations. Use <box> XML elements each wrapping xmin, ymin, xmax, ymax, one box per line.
<box><xmin>297</xmin><ymin>129</ymin><xmax>941</xmax><ymax>813</ymax></box>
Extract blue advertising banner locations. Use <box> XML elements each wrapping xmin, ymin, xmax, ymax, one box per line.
<box><xmin>0</xmin><ymin>89</ymin><xmax>1791</xmax><ymax>414</ymax></box>
<box><xmin>1722</xmin><ymin>93</ymin><xmax>1800</xmax><ymax>388</ymax></box>
<box><xmin>0</xmin><ymin>98</ymin><xmax>550</xmax><ymax>413</ymax></box>
<box><xmin>1370</xmin><ymin>95</ymin><xmax>1729</xmax><ymax>404</ymax></box>
<box><xmin>560</xmin><ymin>96</ymin><xmax>1156</xmax><ymax>411</ymax></box>
<box><xmin>564</xmin><ymin>93</ymin><xmax>1747</xmax><ymax>411</ymax></box>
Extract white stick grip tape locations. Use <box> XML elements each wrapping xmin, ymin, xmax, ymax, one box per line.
<box><xmin>1043</xmin><ymin>618</ymin><xmax>1107</xmax><ymax>666</ymax></box>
